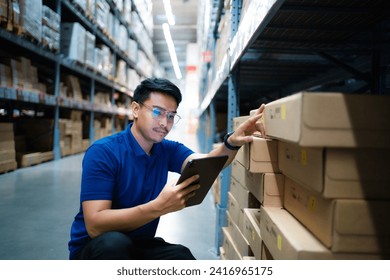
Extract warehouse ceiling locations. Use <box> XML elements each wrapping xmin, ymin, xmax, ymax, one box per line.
<box><xmin>151</xmin><ymin>0</ymin><xmax>199</xmax><ymax>81</ymax></box>
<box><xmin>209</xmin><ymin>0</ymin><xmax>390</xmax><ymax>115</ymax></box>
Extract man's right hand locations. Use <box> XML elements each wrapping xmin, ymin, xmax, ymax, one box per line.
<box><xmin>155</xmin><ymin>174</ymin><xmax>200</xmax><ymax>214</ymax></box>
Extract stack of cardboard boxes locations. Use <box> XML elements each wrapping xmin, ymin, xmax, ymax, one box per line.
<box><xmin>41</xmin><ymin>5</ymin><xmax>60</xmax><ymax>52</ymax></box>
<box><xmin>221</xmin><ymin>116</ymin><xmax>284</xmax><ymax>260</ymax></box>
<box><xmin>0</xmin><ymin>123</ymin><xmax>17</xmax><ymax>173</ymax></box>
<box><xmin>220</xmin><ymin>92</ymin><xmax>390</xmax><ymax>259</ymax></box>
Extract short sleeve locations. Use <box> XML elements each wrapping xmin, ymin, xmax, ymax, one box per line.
<box><xmin>80</xmin><ymin>143</ymin><xmax>119</xmax><ymax>202</ymax></box>
<box><xmin>164</xmin><ymin>140</ymin><xmax>194</xmax><ymax>173</ymax></box>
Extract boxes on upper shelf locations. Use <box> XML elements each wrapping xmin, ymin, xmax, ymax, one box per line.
<box><xmin>278</xmin><ymin>141</ymin><xmax>390</xmax><ymax>199</ymax></box>
<box><xmin>264</xmin><ymin>92</ymin><xmax>390</xmax><ymax>148</ymax></box>
<box><xmin>284</xmin><ymin>177</ymin><xmax>390</xmax><ymax>254</ymax></box>
<box><xmin>61</xmin><ymin>22</ymin><xmax>86</xmax><ymax>64</ymax></box>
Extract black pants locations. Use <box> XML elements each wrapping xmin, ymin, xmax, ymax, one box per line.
<box><xmin>76</xmin><ymin>231</ymin><xmax>196</xmax><ymax>260</ymax></box>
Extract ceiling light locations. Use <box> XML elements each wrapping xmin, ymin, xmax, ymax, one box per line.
<box><xmin>163</xmin><ymin>0</ymin><xmax>175</xmax><ymax>25</ymax></box>
<box><xmin>162</xmin><ymin>23</ymin><xmax>182</xmax><ymax>80</ymax></box>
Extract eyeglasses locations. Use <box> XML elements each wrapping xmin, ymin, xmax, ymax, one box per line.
<box><xmin>138</xmin><ymin>102</ymin><xmax>181</xmax><ymax>125</ymax></box>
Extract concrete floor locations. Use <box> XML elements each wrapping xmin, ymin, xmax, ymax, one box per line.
<box><xmin>0</xmin><ymin>126</ymin><xmax>219</xmax><ymax>260</ymax></box>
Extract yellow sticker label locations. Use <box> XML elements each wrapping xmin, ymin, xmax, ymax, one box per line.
<box><xmin>309</xmin><ymin>196</ymin><xmax>316</xmax><ymax>211</ymax></box>
<box><xmin>252</xmin><ymin>229</ymin><xmax>255</xmax><ymax>241</ymax></box>
<box><xmin>301</xmin><ymin>149</ymin><xmax>307</xmax><ymax>165</ymax></box>
<box><xmin>277</xmin><ymin>234</ymin><xmax>282</xmax><ymax>251</ymax></box>
<box><xmin>281</xmin><ymin>104</ymin><xmax>286</xmax><ymax>120</ymax></box>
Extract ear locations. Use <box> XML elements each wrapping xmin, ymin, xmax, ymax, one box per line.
<box><xmin>131</xmin><ymin>101</ymin><xmax>140</xmax><ymax>119</ymax></box>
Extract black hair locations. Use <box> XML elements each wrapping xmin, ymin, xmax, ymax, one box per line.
<box><xmin>133</xmin><ymin>77</ymin><xmax>182</xmax><ymax>106</ymax></box>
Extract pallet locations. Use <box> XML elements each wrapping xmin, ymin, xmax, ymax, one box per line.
<box><xmin>40</xmin><ymin>151</ymin><xmax>54</xmax><ymax>163</ymax></box>
<box><xmin>17</xmin><ymin>152</ymin><xmax>42</xmax><ymax>168</ymax></box>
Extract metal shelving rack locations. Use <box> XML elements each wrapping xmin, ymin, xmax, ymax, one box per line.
<box><xmin>198</xmin><ymin>0</ymin><xmax>390</xmax><ymax>252</ymax></box>
<box><xmin>0</xmin><ymin>0</ymin><xmax>156</xmax><ymax>160</ymax></box>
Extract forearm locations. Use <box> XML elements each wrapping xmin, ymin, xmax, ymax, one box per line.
<box><xmin>84</xmin><ymin>199</ymin><xmax>163</xmax><ymax>238</ymax></box>
<box><xmin>207</xmin><ymin>143</ymin><xmax>239</xmax><ymax>168</ymax></box>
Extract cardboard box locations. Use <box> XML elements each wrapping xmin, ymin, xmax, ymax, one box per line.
<box><xmin>261</xmin><ymin>242</ymin><xmax>274</xmax><ymax>260</ymax></box>
<box><xmin>278</xmin><ymin>141</ymin><xmax>390</xmax><ymax>199</ymax></box>
<box><xmin>231</xmin><ymin>159</ymin><xmax>261</xmax><ymax>188</ymax></box>
<box><xmin>232</xmin><ymin>160</ymin><xmax>284</xmax><ymax>207</ymax></box>
<box><xmin>284</xmin><ymin>177</ymin><xmax>390</xmax><ymax>253</ymax></box>
<box><xmin>243</xmin><ymin>137</ymin><xmax>279</xmax><ymax>173</ymax></box>
<box><xmin>226</xmin><ymin>212</ymin><xmax>252</xmax><ymax>257</ymax></box>
<box><xmin>0</xmin><ymin>122</ymin><xmax>13</xmax><ymax>132</ymax></box>
<box><xmin>227</xmin><ymin>191</ymin><xmax>244</xmax><ymax>231</ymax></box>
<box><xmin>264</xmin><ymin>92</ymin><xmax>390</xmax><ymax>148</ymax></box>
<box><xmin>219</xmin><ymin>246</ymin><xmax>227</xmax><ymax>260</ymax></box>
<box><xmin>0</xmin><ymin>63</ymin><xmax>12</xmax><ymax>87</ymax></box>
<box><xmin>233</xmin><ymin>115</ymin><xmax>250</xmax><ymax>130</ymax></box>
<box><xmin>243</xmin><ymin>208</ymin><xmax>262</xmax><ymax>259</ymax></box>
<box><xmin>0</xmin><ymin>150</ymin><xmax>16</xmax><ymax>162</ymax></box>
<box><xmin>260</xmin><ymin>206</ymin><xmax>333</xmax><ymax>259</ymax></box>
<box><xmin>0</xmin><ymin>130</ymin><xmax>14</xmax><ymax>142</ymax></box>
<box><xmin>0</xmin><ymin>140</ymin><xmax>15</xmax><ymax>151</ymax></box>
<box><xmin>234</xmin><ymin>143</ymin><xmax>247</xmax><ymax>168</ymax></box>
<box><xmin>258</xmin><ymin>206</ymin><xmax>387</xmax><ymax>259</ymax></box>
<box><xmin>221</xmin><ymin>227</ymin><xmax>243</xmax><ymax>260</ymax></box>
<box><xmin>229</xmin><ymin>176</ymin><xmax>260</xmax><ymax>210</ymax></box>
<box><xmin>61</xmin><ymin>22</ymin><xmax>86</xmax><ymax>63</ymax></box>
<box><xmin>0</xmin><ymin>160</ymin><xmax>17</xmax><ymax>173</ymax></box>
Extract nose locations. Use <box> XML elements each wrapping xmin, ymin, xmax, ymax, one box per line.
<box><xmin>159</xmin><ymin>113</ymin><xmax>169</xmax><ymax>127</ymax></box>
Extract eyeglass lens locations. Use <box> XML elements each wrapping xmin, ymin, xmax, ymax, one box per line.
<box><xmin>151</xmin><ymin>107</ymin><xmax>180</xmax><ymax>124</ymax></box>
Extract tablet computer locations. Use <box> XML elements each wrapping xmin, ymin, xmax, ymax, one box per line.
<box><xmin>177</xmin><ymin>155</ymin><xmax>229</xmax><ymax>207</ymax></box>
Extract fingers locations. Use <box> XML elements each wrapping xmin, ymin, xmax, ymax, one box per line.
<box><xmin>239</xmin><ymin>103</ymin><xmax>266</xmax><ymax>138</ymax></box>
<box><xmin>175</xmin><ymin>174</ymin><xmax>199</xmax><ymax>190</ymax></box>
<box><xmin>259</xmin><ymin>103</ymin><xmax>265</xmax><ymax>113</ymax></box>
<box><xmin>182</xmin><ymin>186</ymin><xmax>199</xmax><ymax>206</ymax></box>
<box><xmin>255</xmin><ymin>107</ymin><xmax>266</xmax><ymax>137</ymax></box>
<box><xmin>183</xmin><ymin>189</ymin><xmax>197</xmax><ymax>201</ymax></box>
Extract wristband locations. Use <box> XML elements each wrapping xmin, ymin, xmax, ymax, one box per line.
<box><xmin>223</xmin><ymin>131</ymin><xmax>241</xmax><ymax>150</ymax></box>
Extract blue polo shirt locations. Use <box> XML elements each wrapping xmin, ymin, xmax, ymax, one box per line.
<box><xmin>68</xmin><ymin>123</ymin><xmax>194</xmax><ymax>259</ymax></box>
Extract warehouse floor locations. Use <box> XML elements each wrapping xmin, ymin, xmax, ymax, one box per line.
<box><xmin>0</xmin><ymin>125</ymin><xmax>220</xmax><ymax>260</ymax></box>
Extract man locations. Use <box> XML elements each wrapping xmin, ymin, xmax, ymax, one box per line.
<box><xmin>68</xmin><ymin>77</ymin><xmax>265</xmax><ymax>260</ymax></box>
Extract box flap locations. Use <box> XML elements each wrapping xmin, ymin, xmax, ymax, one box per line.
<box><xmin>334</xmin><ymin>200</ymin><xmax>390</xmax><ymax>236</ymax></box>
<box><xmin>278</xmin><ymin>141</ymin><xmax>323</xmax><ymax>193</ymax></box>
<box><xmin>302</xmin><ymin>93</ymin><xmax>390</xmax><ymax>130</ymax></box>
<box><xmin>326</xmin><ymin>149</ymin><xmax>390</xmax><ymax>181</ymax></box>
<box><xmin>263</xmin><ymin>173</ymin><xmax>285</xmax><ymax>197</ymax></box>
<box><xmin>250</xmin><ymin>137</ymin><xmax>278</xmax><ymax>163</ymax></box>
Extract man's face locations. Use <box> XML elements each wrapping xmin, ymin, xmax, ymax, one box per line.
<box><xmin>134</xmin><ymin>92</ymin><xmax>178</xmax><ymax>143</ymax></box>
